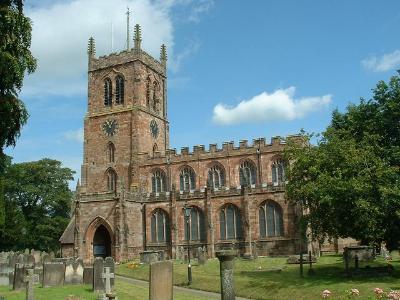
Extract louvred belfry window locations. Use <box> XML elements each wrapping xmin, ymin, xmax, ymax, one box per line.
<box><xmin>104</xmin><ymin>78</ymin><xmax>112</xmax><ymax>106</ymax></box>
<box><xmin>115</xmin><ymin>75</ymin><xmax>124</xmax><ymax>104</ymax></box>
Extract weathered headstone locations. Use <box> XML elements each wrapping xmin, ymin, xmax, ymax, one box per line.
<box><xmin>197</xmin><ymin>247</ymin><xmax>206</xmax><ymax>265</ymax></box>
<box><xmin>32</xmin><ymin>251</ymin><xmax>41</xmax><ymax>265</ymax></box>
<box><xmin>216</xmin><ymin>250</ymin><xmax>236</xmax><ymax>300</ymax></box>
<box><xmin>149</xmin><ymin>260</ymin><xmax>173</xmax><ymax>300</ymax></box>
<box><xmin>8</xmin><ymin>271</ymin><xmax>14</xmax><ymax>287</ymax></box>
<box><xmin>49</xmin><ymin>251</ymin><xmax>55</xmax><ymax>259</ymax></box>
<box><xmin>42</xmin><ymin>262</ymin><xmax>65</xmax><ymax>287</ymax></box>
<box><xmin>17</xmin><ymin>254</ymin><xmax>25</xmax><ymax>264</ymax></box>
<box><xmin>64</xmin><ymin>258</ymin><xmax>83</xmax><ymax>285</ymax></box>
<box><xmin>24</xmin><ymin>249</ymin><xmax>30</xmax><ymax>255</ymax></box>
<box><xmin>104</xmin><ymin>257</ymin><xmax>115</xmax><ymax>289</ymax></box>
<box><xmin>0</xmin><ymin>262</ymin><xmax>13</xmax><ymax>286</ymax></box>
<box><xmin>101</xmin><ymin>267</ymin><xmax>114</xmax><ymax>294</ymax></box>
<box><xmin>24</xmin><ymin>269</ymin><xmax>35</xmax><ymax>300</ymax></box>
<box><xmin>83</xmin><ymin>266</ymin><xmax>93</xmax><ymax>285</ymax></box>
<box><xmin>93</xmin><ymin>257</ymin><xmax>104</xmax><ymax>291</ymax></box>
<box><xmin>13</xmin><ymin>263</ymin><xmax>26</xmax><ymax>290</ymax></box>
<box><xmin>26</xmin><ymin>255</ymin><xmax>35</xmax><ymax>268</ymax></box>
<box><xmin>140</xmin><ymin>251</ymin><xmax>159</xmax><ymax>264</ymax></box>
<box><xmin>8</xmin><ymin>253</ymin><xmax>17</xmax><ymax>268</ymax></box>
<box><xmin>41</xmin><ymin>254</ymin><xmax>50</xmax><ymax>264</ymax></box>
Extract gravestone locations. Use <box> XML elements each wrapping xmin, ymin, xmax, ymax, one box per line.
<box><xmin>26</xmin><ymin>255</ymin><xmax>35</xmax><ymax>268</ymax></box>
<box><xmin>13</xmin><ymin>263</ymin><xmax>26</xmax><ymax>290</ymax></box>
<box><xmin>24</xmin><ymin>269</ymin><xmax>35</xmax><ymax>300</ymax></box>
<box><xmin>197</xmin><ymin>247</ymin><xmax>206</xmax><ymax>265</ymax></box>
<box><xmin>42</xmin><ymin>262</ymin><xmax>65</xmax><ymax>287</ymax></box>
<box><xmin>140</xmin><ymin>251</ymin><xmax>159</xmax><ymax>264</ymax></box>
<box><xmin>216</xmin><ymin>250</ymin><xmax>236</xmax><ymax>300</ymax></box>
<box><xmin>93</xmin><ymin>257</ymin><xmax>104</xmax><ymax>291</ymax></box>
<box><xmin>24</xmin><ymin>249</ymin><xmax>29</xmax><ymax>255</ymax></box>
<box><xmin>8</xmin><ymin>253</ymin><xmax>17</xmax><ymax>268</ymax></box>
<box><xmin>83</xmin><ymin>266</ymin><xmax>93</xmax><ymax>285</ymax></box>
<box><xmin>101</xmin><ymin>267</ymin><xmax>115</xmax><ymax>294</ymax></box>
<box><xmin>17</xmin><ymin>254</ymin><xmax>25</xmax><ymax>264</ymax></box>
<box><xmin>33</xmin><ymin>267</ymin><xmax>42</xmax><ymax>285</ymax></box>
<box><xmin>8</xmin><ymin>271</ymin><xmax>14</xmax><ymax>287</ymax></box>
<box><xmin>32</xmin><ymin>251</ymin><xmax>41</xmax><ymax>265</ymax></box>
<box><xmin>0</xmin><ymin>263</ymin><xmax>13</xmax><ymax>286</ymax></box>
<box><xmin>64</xmin><ymin>258</ymin><xmax>83</xmax><ymax>285</ymax></box>
<box><xmin>41</xmin><ymin>254</ymin><xmax>50</xmax><ymax>264</ymax></box>
<box><xmin>104</xmin><ymin>257</ymin><xmax>115</xmax><ymax>289</ymax></box>
<box><xmin>149</xmin><ymin>261</ymin><xmax>173</xmax><ymax>300</ymax></box>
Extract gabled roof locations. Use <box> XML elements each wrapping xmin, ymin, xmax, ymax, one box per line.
<box><xmin>59</xmin><ymin>216</ymin><xmax>75</xmax><ymax>244</ymax></box>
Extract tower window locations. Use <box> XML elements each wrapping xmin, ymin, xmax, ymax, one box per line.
<box><xmin>108</xmin><ymin>142</ymin><xmax>115</xmax><ymax>163</ymax></box>
<box><xmin>207</xmin><ymin>164</ymin><xmax>225</xmax><ymax>189</ymax></box>
<box><xmin>153</xmin><ymin>81</ymin><xmax>159</xmax><ymax>112</ymax></box>
<box><xmin>180</xmin><ymin>167</ymin><xmax>196</xmax><ymax>191</ymax></box>
<box><xmin>106</xmin><ymin>168</ymin><xmax>117</xmax><ymax>191</ymax></box>
<box><xmin>146</xmin><ymin>77</ymin><xmax>151</xmax><ymax>108</ymax></box>
<box><xmin>115</xmin><ymin>75</ymin><xmax>124</xmax><ymax>105</ymax></box>
<box><xmin>104</xmin><ymin>78</ymin><xmax>112</xmax><ymax>106</ymax></box>
<box><xmin>239</xmin><ymin>160</ymin><xmax>257</xmax><ymax>187</ymax></box>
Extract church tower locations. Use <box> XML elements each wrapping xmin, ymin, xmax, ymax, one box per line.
<box><xmin>81</xmin><ymin>25</ymin><xmax>169</xmax><ymax>194</ymax></box>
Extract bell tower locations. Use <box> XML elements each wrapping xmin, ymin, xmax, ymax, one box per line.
<box><xmin>80</xmin><ymin>24</ymin><xmax>169</xmax><ymax>194</ymax></box>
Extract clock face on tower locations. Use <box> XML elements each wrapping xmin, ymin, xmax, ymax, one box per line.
<box><xmin>150</xmin><ymin>119</ymin><xmax>159</xmax><ymax>139</ymax></box>
<box><xmin>102</xmin><ymin>119</ymin><xmax>118</xmax><ymax>136</ymax></box>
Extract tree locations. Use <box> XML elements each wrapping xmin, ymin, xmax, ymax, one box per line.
<box><xmin>0</xmin><ymin>0</ymin><xmax>36</xmax><ymax>228</ymax></box>
<box><xmin>0</xmin><ymin>159</ymin><xmax>74</xmax><ymax>252</ymax></box>
<box><xmin>285</xmin><ymin>73</ymin><xmax>400</xmax><ymax>250</ymax></box>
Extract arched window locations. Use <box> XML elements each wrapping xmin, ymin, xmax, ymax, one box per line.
<box><xmin>239</xmin><ymin>160</ymin><xmax>257</xmax><ymax>187</ymax></box>
<box><xmin>115</xmin><ymin>75</ymin><xmax>124</xmax><ymax>104</ymax></box>
<box><xmin>272</xmin><ymin>160</ymin><xmax>285</xmax><ymax>185</ymax></box>
<box><xmin>152</xmin><ymin>81</ymin><xmax>159</xmax><ymax>112</ymax></box>
<box><xmin>184</xmin><ymin>207</ymin><xmax>206</xmax><ymax>241</ymax></box>
<box><xmin>152</xmin><ymin>170</ymin><xmax>166</xmax><ymax>193</ymax></box>
<box><xmin>259</xmin><ymin>201</ymin><xmax>283</xmax><ymax>237</ymax></box>
<box><xmin>146</xmin><ymin>77</ymin><xmax>151</xmax><ymax>108</ymax></box>
<box><xmin>108</xmin><ymin>142</ymin><xmax>115</xmax><ymax>163</ymax></box>
<box><xmin>106</xmin><ymin>168</ymin><xmax>117</xmax><ymax>191</ymax></box>
<box><xmin>180</xmin><ymin>167</ymin><xmax>196</xmax><ymax>191</ymax></box>
<box><xmin>104</xmin><ymin>78</ymin><xmax>112</xmax><ymax>106</ymax></box>
<box><xmin>151</xmin><ymin>209</ymin><xmax>170</xmax><ymax>243</ymax></box>
<box><xmin>207</xmin><ymin>164</ymin><xmax>225</xmax><ymax>189</ymax></box>
<box><xmin>220</xmin><ymin>204</ymin><xmax>243</xmax><ymax>240</ymax></box>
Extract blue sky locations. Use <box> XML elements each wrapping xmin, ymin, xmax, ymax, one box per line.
<box><xmin>5</xmin><ymin>0</ymin><xmax>400</xmax><ymax>188</ymax></box>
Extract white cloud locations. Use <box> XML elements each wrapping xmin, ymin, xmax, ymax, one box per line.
<box><xmin>64</xmin><ymin>128</ymin><xmax>84</xmax><ymax>143</ymax></box>
<box><xmin>212</xmin><ymin>87</ymin><xmax>332</xmax><ymax>125</ymax></box>
<box><xmin>22</xmin><ymin>0</ymin><xmax>180</xmax><ymax>97</ymax></box>
<box><xmin>187</xmin><ymin>0</ymin><xmax>214</xmax><ymax>23</ymax></box>
<box><xmin>362</xmin><ymin>50</ymin><xmax>400</xmax><ymax>72</ymax></box>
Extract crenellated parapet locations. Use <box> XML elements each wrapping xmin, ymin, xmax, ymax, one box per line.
<box><xmin>87</xmin><ymin>23</ymin><xmax>167</xmax><ymax>76</ymax></box>
<box><xmin>89</xmin><ymin>48</ymin><xmax>166</xmax><ymax>76</ymax></box>
<box><xmin>138</xmin><ymin>135</ymin><xmax>301</xmax><ymax>165</ymax></box>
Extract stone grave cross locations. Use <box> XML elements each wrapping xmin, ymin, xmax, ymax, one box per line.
<box><xmin>24</xmin><ymin>269</ymin><xmax>35</xmax><ymax>300</ymax></box>
<box><xmin>101</xmin><ymin>267</ymin><xmax>115</xmax><ymax>294</ymax></box>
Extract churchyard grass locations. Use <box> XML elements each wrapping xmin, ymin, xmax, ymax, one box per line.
<box><xmin>0</xmin><ymin>281</ymin><xmax>210</xmax><ymax>300</ymax></box>
<box><xmin>116</xmin><ymin>253</ymin><xmax>400</xmax><ymax>299</ymax></box>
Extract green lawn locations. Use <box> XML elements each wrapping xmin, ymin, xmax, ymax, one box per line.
<box><xmin>116</xmin><ymin>254</ymin><xmax>400</xmax><ymax>300</ymax></box>
<box><xmin>0</xmin><ymin>281</ymin><xmax>210</xmax><ymax>300</ymax></box>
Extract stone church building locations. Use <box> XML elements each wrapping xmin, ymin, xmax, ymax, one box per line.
<box><xmin>60</xmin><ymin>25</ymin><xmax>305</xmax><ymax>263</ymax></box>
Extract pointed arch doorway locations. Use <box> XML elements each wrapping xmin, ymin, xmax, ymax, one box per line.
<box><xmin>85</xmin><ymin>216</ymin><xmax>115</xmax><ymax>261</ymax></box>
<box><xmin>93</xmin><ymin>224</ymin><xmax>111</xmax><ymax>258</ymax></box>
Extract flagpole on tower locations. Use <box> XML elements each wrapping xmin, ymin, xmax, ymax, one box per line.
<box><xmin>126</xmin><ymin>7</ymin><xmax>130</xmax><ymax>50</ymax></box>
